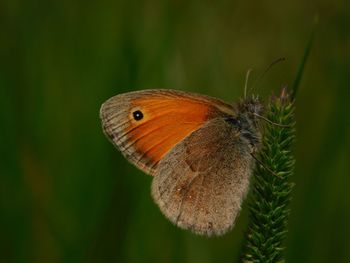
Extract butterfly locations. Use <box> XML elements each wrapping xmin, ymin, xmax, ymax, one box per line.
<box><xmin>100</xmin><ymin>89</ymin><xmax>262</xmax><ymax>236</ymax></box>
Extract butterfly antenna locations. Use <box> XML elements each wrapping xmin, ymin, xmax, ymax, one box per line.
<box><xmin>253</xmin><ymin>113</ymin><xmax>291</xmax><ymax>128</ymax></box>
<box><xmin>250</xmin><ymin>57</ymin><xmax>286</xmax><ymax>94</ymax></box>
<box><xmin>244</xmin><ymin>68</ymin><xmax>253</xmax><ymax>99</ymax></box>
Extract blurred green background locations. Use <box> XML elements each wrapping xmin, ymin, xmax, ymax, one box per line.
<box><xmin>1</xmin><ymin>0</ymin><xmax>350</xmax><ymax>262</ymax></box>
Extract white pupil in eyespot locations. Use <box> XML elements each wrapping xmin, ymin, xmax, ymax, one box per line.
<box><xmin>133</xmin><ymin>110</ymin><xmax>143</xmax><ymax>121</ymax></box>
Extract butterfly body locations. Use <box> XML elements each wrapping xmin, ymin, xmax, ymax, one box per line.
<box><xmin>100</xmin><ymin>89</ymin><xmax>262</xmax><ymax>236</ymax></box>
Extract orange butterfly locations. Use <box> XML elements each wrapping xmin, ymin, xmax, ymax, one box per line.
<box><xmin>100</xmin><ymin>89</ymin><xmax>262</xmax><ymax>236</ymax></box>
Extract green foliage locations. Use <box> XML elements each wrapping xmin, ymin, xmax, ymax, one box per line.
<box><xmin>242</xmin><ymin>91</ymin><xmax>295</xmax><ymax>263</ymax></box>
<box><xmin>291</xmin><ymin>17</ymin><xmax>317</xmax><ymax>99</ymax></box>
<box><xmin>1</xmin><ymin>1</ymin><xmax>350</xmax><ymax>262</ymax></box>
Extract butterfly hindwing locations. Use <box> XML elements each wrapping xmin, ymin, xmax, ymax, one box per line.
<box><xmin>151</xmin><ymin>118</ymin><xmax>255</xmax><ymax>236</ymax></box>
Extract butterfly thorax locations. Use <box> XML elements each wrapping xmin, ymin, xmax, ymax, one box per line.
<box><xmin>226</xmin><ymin>98</ymin><xmax>263</xmax><ymax>153</ymax></box>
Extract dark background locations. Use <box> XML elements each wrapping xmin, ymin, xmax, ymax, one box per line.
<box><xmin>1</xmin><ymin>0</ymin><xmax>350</xmax><ymax>262</ymax></box>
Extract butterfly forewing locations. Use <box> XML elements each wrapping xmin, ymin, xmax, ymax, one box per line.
<box><xmin>100</xmin><ymin>89</ymin><xmax>234</xmax><ymax>175</ymax></box>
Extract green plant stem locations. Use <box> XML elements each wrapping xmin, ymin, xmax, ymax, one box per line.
<box><xmin>291</xmin><ymin>16</ymin><xmax>317</xmax><ymax>99</ymax></box>
<box><xmin>241</xmin><ymin>89</ymin><xmax>296</xmax><ymax>263</ymax></box>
